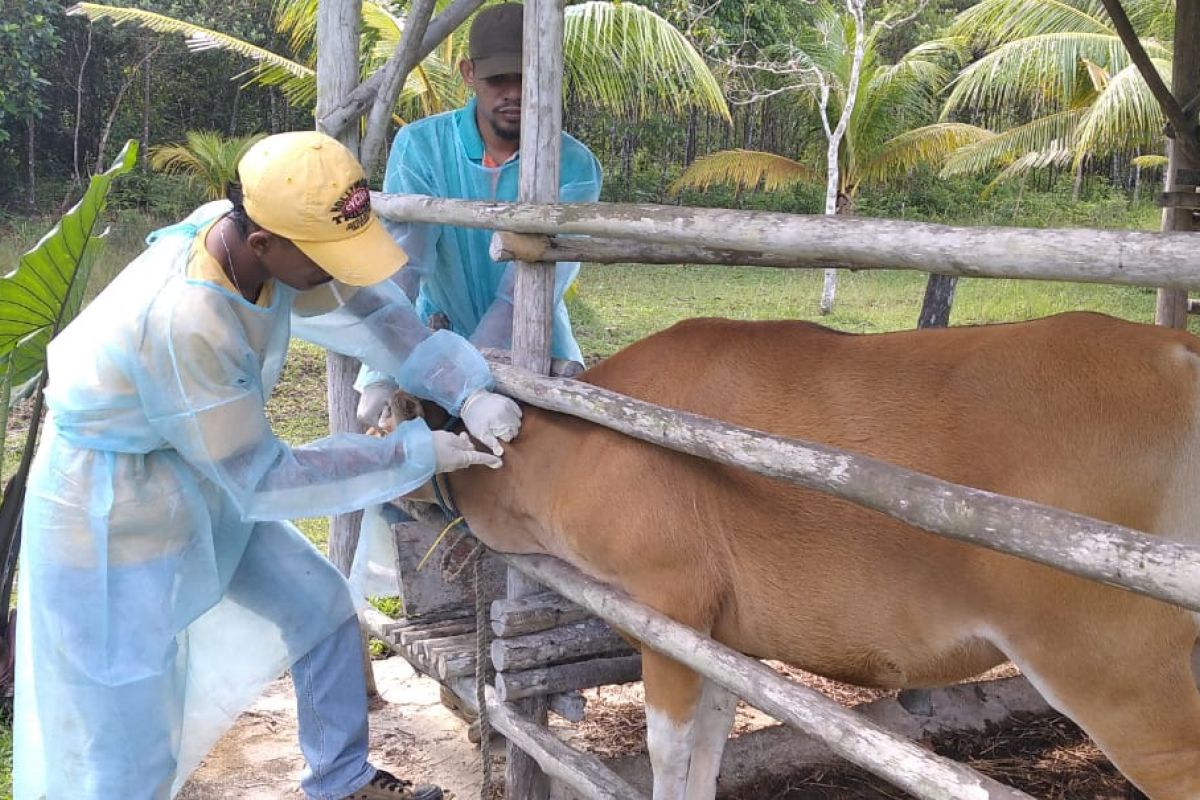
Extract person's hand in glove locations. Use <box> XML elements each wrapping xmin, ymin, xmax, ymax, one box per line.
<box><xmin>432</xmin><ymin>430</ymin><xmax>502</xmax><ymax>472</ymax></box>
<box><xmin>357</xmin><ymin>380</ymin><xmax>398</xmax><ymax>429</ymax></box>
<box><xmin>459</xmin><ymin>389</ymin><xmax>522</xmax><ymax>456</ymax></box>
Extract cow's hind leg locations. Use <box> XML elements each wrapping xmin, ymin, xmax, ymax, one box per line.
<box><xmin>684</xmin><ymin>679</ymin><xmax>736</xmax><ymax>800</ymax></box>
<box><xmin>1004</xmin><ymin>600</ymin><xmax>1200</xmax><ymax>800</ymax></box>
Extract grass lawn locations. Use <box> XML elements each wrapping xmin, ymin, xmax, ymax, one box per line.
<box><xmin>0</xmin><ymin>202</ymin><xmax>1190</xmax><ymax>798</ymax></box>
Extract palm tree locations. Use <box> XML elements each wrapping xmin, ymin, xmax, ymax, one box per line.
<box><xmin>68</xmin><ymin>0</ymin><xmax>730</xmax><ymax>133</ymax></box>
<box><xmin>149</xmin><ymin>131</ymin><xmax>267</xmax><ymax>200</ymax></box>
<box><xmin>672</xmin><ymin>8</ymin><xmax>983</xmax><ymax>212</ymax></box>
<box><xmin>937</xmin><ymin>0</ymin><xmax>1174</xmax><ymax>191</ymax></box>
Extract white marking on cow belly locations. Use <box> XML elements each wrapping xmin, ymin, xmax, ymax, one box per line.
<box><xmin>647</xmin><ymin>705</ymin><xmax>693</xmax><ymax>800</ymax></box>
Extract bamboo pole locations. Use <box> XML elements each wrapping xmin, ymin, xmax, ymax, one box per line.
<box><xmin>489</xmin><ymin>363</ymin><xmax>1200</xmax><ymax>614</ymax></box>
<box><xmin>371</xmin><ymin>194</ymin><xmax>1200</xmax><ymax>290</ymax></box>
<box><xmin>505</xmin><ymin>554</ymin><xmax>1033</xmax><ymax>800</ymax></box>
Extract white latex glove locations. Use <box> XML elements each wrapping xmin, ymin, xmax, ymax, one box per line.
<box><xmin>459</xmin><ymin>389</ymin><xmax>522</xmax><ymax>456</ymax></box>
<box><xmin>357</xmin><ymin>380</ymin><xmax>398</xmax><ymax>429</ymax></box>
<box><xmin>432</xmin><ymin>430</ymin><xmax>502</xmax><ymax>472</ymax></box>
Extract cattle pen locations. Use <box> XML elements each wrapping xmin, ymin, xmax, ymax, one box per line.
<box><xmin>314</xmin><ymin>0</ymin><xmax>1200</xmax><ymax>798</ymax></box>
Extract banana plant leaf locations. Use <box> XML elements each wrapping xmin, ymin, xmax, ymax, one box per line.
<box><xmin>0</xmin><ymin>141</ymin><xmax>138</xmax><ymax>707</ymax></box>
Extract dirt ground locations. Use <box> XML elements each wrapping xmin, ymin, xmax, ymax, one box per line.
<box><xmin>178</xmin><ymin>657</ymin><xmax>489</xmax><ymax>800</ymax></box>
<box><xmin>179</xmin><ymin>656</ymin><xmax>1138</xmax><ymax>800</ymax></box>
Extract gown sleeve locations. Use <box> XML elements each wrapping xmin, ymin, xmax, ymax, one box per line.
<box><xmin>136</xmin><ymin>286</ymin><xmax>438</xmax><ymax>521</ymax></box>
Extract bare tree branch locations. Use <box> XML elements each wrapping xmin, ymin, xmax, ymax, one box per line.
<box><xmin>318</xmin><ymin>0</ymin><xmax>485</xmax><ymax>143</ymax></box>
<box><xmin>360</xmin><ymin>0</ymin><xmax>438</xmax><ymax>174</ymax></box>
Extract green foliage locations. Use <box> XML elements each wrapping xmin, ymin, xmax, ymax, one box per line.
<box><xmin>939</xmin><ymin>0</ymin><xmax>1177</xmax><ymax>184</ymax></box>
<box><xmin>0</xmin><ymin>0</ymin><xmax>63</xmax><ymax>145</ymax></box>
<box><xmin>0</xmin><ymin>141</ymin><xmax>139</xmax><ymax>454</ymax></box>
<box><xmin>149</xmin><ymin>130</ymin><xmax>266</xmax><ymax>200</ymax></box>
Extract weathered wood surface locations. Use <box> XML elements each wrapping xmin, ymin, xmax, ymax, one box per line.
<box><xmin>484</xmin><ymin>688</ymin><xmax>645</xmax><ymax>800</ymax></box>
<box><xmin>494</xmin><ymin>654</ymin><xmax>644</xmax><ymax>702</ymax></box>
<box><xmin>505</xmin><ymin>2</ymin><xmax>564</xmax><ymax>796</ymax></box>
<box><xmin>397</xmin><ymin>618</ymin><xmax>475</xmax><ymax>646</ymax></box>
<box><xmin>490</xmin><ymin>591</ymin><xmax>592</xmax><ymax>636</ymax></box>
<box><xmin>372</xmin><ymin>194</ymin><xmax>1200</xmax><ymax>290</ymax></box>
<box><xmin>1156</xmin><ymin>0</ymin><xmax>1200</xmax><ymax>327</ymax></box>
<box><xmin>489</xmin><ymin>230</ymin><xmax>847</xmax><ymax>269</ymax></box>
<box><xmin>359</xmin><ymin>0</ymin><xmax>437</xmax><ymax>173</ymax></box>
<box><xmin>315</xmin><ymin>0</ymin><xmax>367</xmax><ymax>582</ymax></box>
<box><xmin>507</xmin><ymin>554</ymin><xmax>1033</xmax><ymax>800</ymax></box>
<box><xmin>489</xmin><ymin>363</ymin><xmax>1200</xmax><ymax>614</ymax></box>
<box><xmin>492</xmin><ymin>617</ymin><xmax>635</xmax><ymax>672</ymax></box>
<box><xmin>317</xmin><ymin>0</ymin><xmax>486</xmax><ymax>138</ymax></box>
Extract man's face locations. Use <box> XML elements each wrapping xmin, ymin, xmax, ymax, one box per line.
<box><xmin>249</xmin><ymin>230</ymin><xmax>335</xmax><ymax>291</ymax></box>
<box><xmin>461</xmin><ymin>60</ymin><xmax>523</xmax><ymax>142</ymax></box>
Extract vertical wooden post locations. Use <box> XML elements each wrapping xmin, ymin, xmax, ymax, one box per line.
<box><xmin>504</xmin><ymin>1</ymin><xmax>563</xmax><ymax>798</ymax></box>
<box><xmin>1155</xmin><ymin>0</ymin><xmax>1199</xmax><ymax>328</ymax></box>
<box><xmin>316</xmin><ymin>0</ymin><xmax>365</xmax><ymax>577</ymax></box>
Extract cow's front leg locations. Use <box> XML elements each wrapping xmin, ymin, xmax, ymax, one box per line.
<box><xmin>642</xmin><ymin>649</ymin><xmax>701</xmax><ymax>800</ymax></box>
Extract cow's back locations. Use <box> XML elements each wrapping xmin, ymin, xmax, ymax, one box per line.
<box><xmin>460</xmin><ymin>312</ymin><xmax>1200</xmax><ymax>687</ymax></box>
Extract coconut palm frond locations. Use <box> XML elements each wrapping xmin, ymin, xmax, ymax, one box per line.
<box><xmin>859</xmin><ymin>123</ymin><xmax>994</xmax><ymax>185</ymax></box>
<box><xmin>68</xmin><ymin>3</ymin><xmax>311</xmax><ymax>79</ymax></box>
<box><xmin>981</xmin><ymin>144</ymin><xmax>1074</xmax><ymax>196</ymax></box>
<box><xmin>1124</xmin><ymin>0</ymin><xmax>1176</xmax><ymax>41</ymax></box>
<box><xmin>149</xmin><ymin>131</ymin><xmax>266</xmax><ymax>200</ymax></box>
<box><xmin>244</xmin><ymin>62</ymin><xmax>317</xmax><ymax>107</ymax></box>
<box><xmin>669</xmin><ymin>150</ymin><xmax>822</xmax><ymax>195</ymax></box>
<box><xmin>948</xmin><ymin>0</ymin><xmax>1111</xmax><ymax>50</ymax></box>
<box><xmin>1081</xmin><ymin>58</ymin><xmax>1110</xmax><ymax>91</ymax></box>
<box><xmin>273</xmin><ymin>0</ymin><xmax>318</xmax><ymax>56</ymax></box>
<box><xmin>1131</xmin><ymin>153</ymin><xmax>1168</xmax><ymax>169</ymax></box>
<box><xmin>941</xmin><ymin>32</ymin><xmax>1132</xmax><ymax>120</ymax></box>
<box><xmin>940</xmin><ymin>108</ymin><xmax>1085</xmax><ymax>176</ymax></box>
<box><xmin>1073</xmin><ymin>58</ymin><xmax>1170</xmax><ymax>161</ymax></box>
<box><xmin>564</xmin><ymin>1</ymin><xmax>729</xmax><ymax>120</ymax></box>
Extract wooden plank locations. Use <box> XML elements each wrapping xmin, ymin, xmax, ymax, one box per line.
<box><xmin>491</xmin><ymin>617</ymin><xmax>634</xmax><ymax>671</ymax></box>
<box><xmin>372</xmin><ymin>194</ymin><xmax>1200</xmax><ymax>291</ymax></box>
<box><xmin>494</xmin><ymin>654</ymin><xmax>643</xmax><ymax>702</ymax></box>
<box><xmin>485</xmin><ymin>687</ymin><xmax>645</xmax><ymax>800</ymax></box>
<box><xmin>490</xmin><ymin>591</ymin><xmax>591</xmax><ymax>636</ymax></box>
<box><xmin>489</xmin><ymin>363</ymin><xmax>1200</xmax><ymax>614</ymax></box>
<box><xmin>507</xmin><ymin>554</ymin><xmax>1033</xmax><ymax>800</ymax></box>
<box><xmin>397</xmin><ymin>618</ymin><xmax>475</xmax><ymax>646</ymax></box>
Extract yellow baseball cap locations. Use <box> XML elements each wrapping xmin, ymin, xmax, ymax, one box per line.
<box><xmin>237</xmin><ymin>131</ymin><xmax>406</xmax><ymax>286</ymax></box>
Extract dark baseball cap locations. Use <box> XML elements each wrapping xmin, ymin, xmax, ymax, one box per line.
<box><xmin>469</xmin><ymin>3</ymin><xmax>523</xmax><ymax>79</ymax></box>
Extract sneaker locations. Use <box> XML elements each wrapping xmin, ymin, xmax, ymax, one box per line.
<box><xmin>340</xmin><ymin>769</ymin><xmax>444</xmax><ymax>800</ymax></box>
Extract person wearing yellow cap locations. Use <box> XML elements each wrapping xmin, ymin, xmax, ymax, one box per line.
<box><xmin>354</xmin><ymin>1</ymin><xmax>603</xmax><ymax>429</ymax></box>
<box><xmin>10</xmin><ymin>131</ymin><xmax>519</xmax><ymax>800</ymax></box>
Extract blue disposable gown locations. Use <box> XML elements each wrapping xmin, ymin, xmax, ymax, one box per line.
<box><xmin>14</xmin><ymin>200</ymin><xmax>493</xmax><ymax>800</ymax></box>
<box><xmin>356</xmin><ymin>98</ymin><xmax>603</xmax><ymax>393</ymax></box>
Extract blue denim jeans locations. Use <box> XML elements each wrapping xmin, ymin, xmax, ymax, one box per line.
<box><xmin>292</xmin><ymin>614</ymin><xmax>379</xmax><ymax>800</ymax></box>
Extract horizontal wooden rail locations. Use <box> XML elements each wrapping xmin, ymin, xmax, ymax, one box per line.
<box><xmin>504</xmin><ymin>553</ymin><xmax>1032</xmax><ymax>800</ymax></box>
<box><xmin>489</xmin><ymin>363</ymin><xmax>1200</xmax><ymax>614</ymax></box>
<box><xmin>372</xmin><ymin>193</ymin><xmax>1200</xmax><ymax>289</ymax></box>
<box><xmin>484</xmin><ymin>686</ymin><xmax>643</xmax><ymax>800</ymax></box>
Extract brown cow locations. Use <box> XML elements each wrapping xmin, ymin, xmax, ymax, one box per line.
<box><xmin>401</xmin><ymin>311</ymin><xmax>1200</xmax><ymax>800</ymax></box>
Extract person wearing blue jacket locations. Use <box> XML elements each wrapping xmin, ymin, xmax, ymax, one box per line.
<box><xmin>12</xmin><ymin>131</ymin><xmax>519</xmax><ymax>800</ymax></box>
<box><xmin>355</xmin><ymin>2</ymin><xmax>603</xmax><ymax>428</ymax></box>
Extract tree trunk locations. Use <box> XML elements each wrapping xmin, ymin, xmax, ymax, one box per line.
<box><xmin>917</xmin><ymin>275</ymin><xmax>958</xmax><ymax>328</ymax></box>
<box><xmin>1155</xmin><ymin>0</ymin><xmax>1200</xmax><ymax>328</ymax></box>
<box><xmin>26</xmin><ymin>117</ymin><xmax>37</xmax><ymax>210</ymax></box>
<box><xmin>142</xmin><ymin>54</ymin><xmax>152</xmax><ymax>167</ymax></box>
<box><xmin>72</xmin><ymin>25</ymin><xmax>94</xmax><ymax>186</ymax></box>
